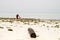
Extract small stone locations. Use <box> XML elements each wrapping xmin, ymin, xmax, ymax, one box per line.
<box><xmin>8</xmin><ymin>29</ymin><xmax>13</xmax><ymax>31</ymax></box>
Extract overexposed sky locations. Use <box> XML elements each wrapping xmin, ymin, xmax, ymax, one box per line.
<box><xmin>0</xmin><ymin>0</ymin><xmax>60</xmax><ymax>19</ymax></box>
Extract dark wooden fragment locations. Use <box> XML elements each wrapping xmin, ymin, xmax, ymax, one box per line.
<box><xmin>28</xmin><ymin>28</ymin><xmax>36</xmax><ymax>38</ymax></box>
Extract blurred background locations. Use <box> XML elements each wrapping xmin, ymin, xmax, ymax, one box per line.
<box><xmin>0</xmin><ymin>0</ymin><xmax>60</xmax><ymax>19</ymax></box>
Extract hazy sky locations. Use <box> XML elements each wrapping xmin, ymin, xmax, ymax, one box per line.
<box><xmin>0</xmin><ymin>0</ymin><xmax>60</xmax><ymax>19</ymax></box>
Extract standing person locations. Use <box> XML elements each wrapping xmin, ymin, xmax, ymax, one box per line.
<box><xmin>16</xmin><ymin>14</ymin><xmax>19</xmax><ymax>19</ymax></box>
<box><xmin>16</xmin><ymin>14</ymin><xmax>21</xmax><ymax>21</ymax></box>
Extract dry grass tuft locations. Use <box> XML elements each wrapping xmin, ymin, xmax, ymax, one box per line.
<box><xmin>0</xmin><ymin>26</ymin><xmax>4</xmax><ymax>29</ymax></box>
<box><xmin>55</xmin><ymin>25</ymin><xmax>59</xmax><ymax>28</ymax></box>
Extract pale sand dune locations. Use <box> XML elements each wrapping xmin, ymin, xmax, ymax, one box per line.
<box><xmin>0</xmin><ymin>18</ymin><xmax>60</xmax><ymax>40</ymax></box>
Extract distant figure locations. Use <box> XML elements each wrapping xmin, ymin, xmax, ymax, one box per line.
<box><xmin>16</xmin><ymin>14</ymin><xmax>19</xmax><ymax>19</ymax></box>
<box><xmin>16</xmin><ymin>14</ymin><xmax>20</xmax><ymax>20</ymax></box>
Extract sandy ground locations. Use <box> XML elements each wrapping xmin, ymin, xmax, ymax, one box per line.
<box><xmin>0</xmin><ymin>19</ymin><xmax>60</xmax><ymax>40</ymax></box>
